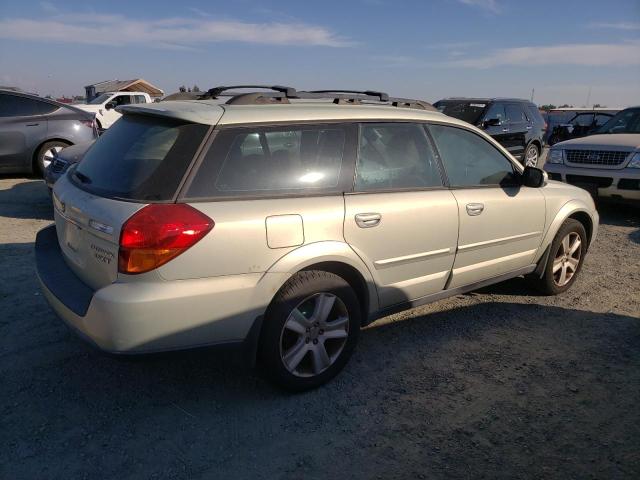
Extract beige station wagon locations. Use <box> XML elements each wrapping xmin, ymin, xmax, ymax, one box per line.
<box><xmin>36</xmin><ymin>86</ymin><xmax>599</xmax><ymax>390</ymax></box>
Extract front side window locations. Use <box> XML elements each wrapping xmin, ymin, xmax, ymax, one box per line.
<box><xmin>428</xmin><ymin>124</ymin><xmax>516</xmax><ymax>187</ymax></box>
<box><xmin>570</xmin><ymin>113</ymin><xmax>594</xmax><ymax>127</ymax></box>
<box><xmin>186</xmin><ymin>124</ymin><xmax>349</xmax><ymax>198</ymax></box>
<box><xmin>111</xmin><ymin>95</ymin><xmax>132</xmax><ymax>106</ymax></box>
<box><xmin>88</xmin><ymin>93</ymin><xmax>112</xmax><ymax>105</ymax></box>
<box><xmin>483</xmin><ymin>103</ymin><xmax>506</xmax><ymax>123</ymax></box>
<box><xmin>594</xmin><ymin>114</ymin><xmax>613</xmax><ymax>127</ymax></box>
<box><xmin>597</xmin><ymin>108</ymin><xmax>640</xmax><ymax>134</ymax></box>
<box><xmin>355</xmin><ymin>123</ymin><xmax>442</xmax><ymax>191</ymax></box>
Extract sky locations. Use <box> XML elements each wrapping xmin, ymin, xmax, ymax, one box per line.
<box><xmin>0</xmin><ymin>0</ymin><xmax>639</xmax><ymax>107</ymax></box>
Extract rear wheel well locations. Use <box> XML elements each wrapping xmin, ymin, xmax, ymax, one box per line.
<box><xmin>568</xmin><ymin>211</ymin><xmax>593</xmax><ymax>247</ymax></box>
<box><xmin>528</xmin><ymin>139</ymin><xmax>542</xmax><ymax>152</ymax></box>
<box><xmin>32</xmin><ymin>138</ymin><xmax>72</xmax><ymax>173</ymax></box>
<box><xmin>301</xmin><ymin>262</ymin><xmax>370</xmax><ymax>321</ymax></box>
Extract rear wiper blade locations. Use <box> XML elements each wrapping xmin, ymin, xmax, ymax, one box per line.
<box><xmin>74</xmin><ymin>171</ymin><xmax>92</xmax><ymax>184</ymax></box>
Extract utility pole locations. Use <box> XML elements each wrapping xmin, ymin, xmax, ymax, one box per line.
<box><xmin>530</xmin><ymin>88</ymin><xmax>535</xmax><ymax>102</ymax></box>
<box><xmin>585</xmin><ymin>86</ymin><xmax>592</xmax><ymax>108</ymax></box>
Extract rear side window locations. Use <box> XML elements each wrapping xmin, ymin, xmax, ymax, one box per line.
<box><xmin>428</xmin><ymin>124</ymin><xmax>516</xmax><ymax>187</ymax></box>
<box><xmin>505</xmin><ymin>104</ymin><xmax>527</xmax><ymax>123</ymax></box>
<box><xmin>526</xmin><ymin>105</ymin><xmax>543</xmax><ymax>124</ymax></box>
<box><xmin>186</xmin><ymin>124</ymin><xmax>351</xmax><ymax>198</ymax></box>
<box><xmin>72</xmin><ymin>115</ymin><xmax>209</xmax><ymax>201</ymax></box>
<box><xmin>355</xmin><ymin>123</ymin><xmax>442</xmax><ymax>191</ymax></box>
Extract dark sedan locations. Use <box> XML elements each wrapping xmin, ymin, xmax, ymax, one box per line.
<box><xmin>44</xmin><ymin>141</ymin><xmax>93</xmax><ymax>190</ymax></box>
<box><xmin>0</xmin><ymin>89</ymin><xmax>98</xmax><ymax>176</ymax></box>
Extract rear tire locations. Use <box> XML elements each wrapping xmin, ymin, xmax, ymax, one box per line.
<box><xmin>259</xmin><ymin>270</ymin><xmax>361</xmax><ymax>391</ymax></box>
<box><xmin>524</xmin><ymin>143</ymin><xmax>540</xmax><ymax>167</ymax></box>
<box><xmin>35</xmin><ymin>141</ymin><xmax>70</xmax><ymax>177</ymax></box>
<box><xmin>527</xmin><ymin>219</ymin><xmax>587</xmax><ymax>295</ymax></box>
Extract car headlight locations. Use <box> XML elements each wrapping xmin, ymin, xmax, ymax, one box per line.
<box><xmin>627</xmin><ymin>152</ymin><xmax>640</xmax><ymax>168</ymax></box>
<box><xmin>548</xmin><ymin>149</ymin><xmax>565</xmax><ymax>164</ymax></box>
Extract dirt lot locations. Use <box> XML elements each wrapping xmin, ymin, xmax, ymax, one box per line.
<box><xmin>1</xmin><ymin>175</ymin><xmax>639</xmax><ymax>480</ymax></box>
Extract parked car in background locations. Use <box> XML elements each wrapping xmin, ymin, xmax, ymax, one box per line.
<box><xmin>0</xmin><ymin>89</ymin><xmax>98</xmax><ymax>175</ymax></box>
<box><xmin>76</xmin><ymin>91</ymin><xmax>153</xmax><ymax>130</ymax></box>
<box><xmin>547</xmin><ymin>109</ymin><xmax>618</xmax><ymax>146</ymax></box>
<box><xmin>36</xmin><ymin>86</ymin><xmax>598</xmax><ymax>391</ymax></box>
<box><xmin>434</xmin><ymin>98</ymin><xmax>546</xmax><ymax>167</ymax></box>
<box><xmin>545</xmin><ymin>106</ymin><xmax>640</xmax><ymax>204</ymax></box>
<box><xmin>44</xmin><ymin>141</ymin><xmax>93</xmax><ymax>190</ymax></box>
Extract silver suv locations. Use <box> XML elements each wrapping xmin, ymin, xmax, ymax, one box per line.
<box><xmin>36</xmin><ymin>86</ymin><xmax>599</xmax><ymax>390</ymax></box>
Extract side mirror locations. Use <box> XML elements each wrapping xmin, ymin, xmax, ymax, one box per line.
<box><xmin>104</xmin><ymin>102</ymin><xmax>116</xmax><ymax>110</ymax></box>
<box><xmin>522</xmin><ymin>166</ymin><xmax>547</xmax><ymax>188</ymax></box>
<box><xmin>483</xmin><ymin>118</ymin><xmax>502</xmax><ymax>128</ymax></box>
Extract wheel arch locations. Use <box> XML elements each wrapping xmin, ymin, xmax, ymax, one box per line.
<box><xmin>537</xmin><ymin>200</ymin><xmax>597</xmax><ymax>261</ymax></box>
<box><xmin>32</xmin><ymin>137</ymin><xmax>73</xmax><ymax>173</ymax></box>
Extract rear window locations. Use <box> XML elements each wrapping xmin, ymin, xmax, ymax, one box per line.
<box><xmin>186</xmin><ymin>123</ymin><xmax>352</xmax><ymax>199</ymax></box>
<box><xmin>72</xmin><ymin>115</ymin><xmax>209</xmax><ymax>201</ymax></box>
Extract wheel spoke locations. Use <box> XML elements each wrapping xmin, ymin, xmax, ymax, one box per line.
<box><xmin>566</xmin><ymin>257</ymin><xmax>579</xmax><ymax>272</ymax></box>
<box><xmin>310</xmin><ymin>343</ymin><xmax>331</xmax><ymax>374</ymax></box>
<box><xmin>322</xmin><ymin>329</ymin><xmax>348</xmax><ymax>340</ymax></box>
<box><xmin>569</xmin><ymin>237</ymin><xmax>581</xmax><ymax>255</ymax></box>
<box><xmin>283</xmin><ymin>339</ymin><xmax>308</xmax><ymax>372</ymax></box>
<box><xmin>284</xmin><ymin>309</ymin><xmax>309</xmax><ymax>334</ymax></box>
<box><xmin>559</xmin><ymin>264</ymin><xmax>568</xmax><ymax>285</ymax></box>
<box><xmin>552</xmin><ymin>259</ymin><xmax>563</xmax><ymax>273</ymax></box>
<box><xmin>313</xmin><ymin>294</ymin><xmax>336</xmax><ymax>324</ymax></box>
<box><xmin>561</xmin><ymin>235</ymin><xmax>570</xmax><ymax>254</ymax></box>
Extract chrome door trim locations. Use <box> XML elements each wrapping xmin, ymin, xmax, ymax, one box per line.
<box><xmin>457</xmin><ymin>231</ymin><xmax>542</xmax><ymax>252</ymax></box>
<box><xmin>374</xmin><ymin>247</ymin><xmax>452</xmax><ymax>268</ymax></box>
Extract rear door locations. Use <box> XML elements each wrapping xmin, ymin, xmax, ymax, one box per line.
<box><xmin>53</xmin><ymin>114</ymin><xmax>212</xmax><ymax>289</ymax></box>
<box><xmin>428</xmin><ymin>124</ymin><xmax>545</xmax><ymax>289</ymax></box>
<box><xmin>0</xmin><ymin>93</ymin><xmax>47</xmax><ymax>171</ymax></box>
<box><xmin>504</xmin><ymin>103</ymin><xmax>529</xmax><ymax>160</ymax></box>
<box><xmin>343</xmin><ymin>122</ymin><xmax>458</xmax><ymax>308</ymax></box>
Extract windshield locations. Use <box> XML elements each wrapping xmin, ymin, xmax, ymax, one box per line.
<box><xmin>596</xmin><ymin>108</ymin><xmax>640</xmax><ymax>134</ymax></box>
<box><xmin>72</xmin><ymin>115</ymin><xmax>209</xmax><ymax>201</ymax></box>
<box><xmin>88</xmin><ymin>93</ymin><xmax>112</xmax><ymax>105</ymax></box>
<box><xmin>434</xmin><ymin>101</ymin><xmax>487</xmax><ymax>125</ymax></box>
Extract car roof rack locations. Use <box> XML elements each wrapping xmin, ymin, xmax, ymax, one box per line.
<box><xmin>200</xmin><ymin>85</ymin><xmax>436</xmax><ymax>110</ymax></box>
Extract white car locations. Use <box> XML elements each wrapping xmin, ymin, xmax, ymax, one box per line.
<box><xmin>76</xmin><ymin>91</ymin><xmax>153</xmax><ymax>129</ymax></box>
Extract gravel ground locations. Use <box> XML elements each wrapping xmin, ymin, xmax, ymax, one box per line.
<box><xmin>1</xmin><ymin>174</ymin><xmax>639</xmax><ymax>480</ymax></box>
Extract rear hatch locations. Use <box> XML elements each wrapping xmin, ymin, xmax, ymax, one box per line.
<box><xmin>52</xmin><ymin>110</ymin><xmax>216</xmax><ymax>290</ymax></box>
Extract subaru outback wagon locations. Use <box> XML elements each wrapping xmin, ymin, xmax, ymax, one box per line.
<box><xmin>36</xmin><ymin>86</ymin><xmax>598</xmax><ymax>390</ymax></box>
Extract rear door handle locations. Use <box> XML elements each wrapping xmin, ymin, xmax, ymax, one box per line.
<box><xmin>502</xmin><ymin>128</ymin><xmax>509</xmax><ymax>132</ymax></box>
<box><xmin>355</xmin><ymin>213</ymin><xmax>381</xmax><ymax>228</ymax></box>
<box><xmin>466</xmin><ymin>203</ymin><xmax>484</xmax><ymax>216</ymax></box>
<box><xmin>26</xmin><ymin>123</ymin><xmax>40</xmax><ymax>127</ymax></box>
<box><xmin>526</xmin><ymin>125</ymin><xmax>533</xmax><ymax>130</ymax></box>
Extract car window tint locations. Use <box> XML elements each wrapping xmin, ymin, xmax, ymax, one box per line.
<box><xmin>594</xmin><ymin>114</ymin><xmax>612</xmax><ymax>127</ymax></box>
<box><xmin>428</xmin><ymin>124</ymin><xmax>516</xmax><ymax>187</ymax></box>
<box><xmin>134</xmin><ymin>95</ymin><xmax>146</xmax><ymax>104</ymax></box>
<box><xmin>505</xmin><ymin>104</ymin><xmax>527</xmax><ymax>123</ymax></box>
<box><xmin>187</xmin><ymin>124</ymin><xmax>347</xmax><ymax>198</ymax></box>
<box><xmin>73</xmin><ymin>115</ymin><xmax>209</xmax><ymax>201</ymax></box>
<box><xmin>355</xmin><ymin>123</ymin><xmax>442</xmax><ymax>191</ymax></box>
<box><xmin>484</xmin><ymin>103</ymin><xmax>506</xmax><ymax>123</ymax></box>
<box><xmin>112</xmin><ymin>95</ymin><xmax>132</xmax><ymax>106</ymax></box>
<box><xmin>571</xmin><ymin>114</ymin><xmax>594</xmax><ymax>127</ymax></box>
<box><xmin>37</xmin><ymin>102</ymin><xmax>59</xmax><ymax>115</ymax></box>
<box><xmin>0</xmin><ymin>94</ymin><xmax>45</xmax><ymax>117</ymax></box>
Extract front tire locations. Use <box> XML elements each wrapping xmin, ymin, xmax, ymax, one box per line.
<box><xmin>528</xmin><ymin>219</ymin><xmax>587</xmax><ymax>295</ymax></box>
<box><xmin>259</xmin><ymin>270</ymin><xmax>361</xmax><ymax>391</ymax></box>
<box><xmin>35</xmin><ymin>141</ymin><xmax>70</xmax><ymax>176</ymax></box>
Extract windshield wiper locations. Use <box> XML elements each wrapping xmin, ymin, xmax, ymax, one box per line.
<box><xmin>74</xmin><ymin>171</ymin><xmax>92</xmax><ymax>184</ymax></box>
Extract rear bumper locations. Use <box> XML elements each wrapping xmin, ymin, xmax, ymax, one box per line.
<box><xmin>35</xmin><ymin>225</ymin><xmax>287</xmax><ymax>354</ymax></box>
<box><xmin>544</xmin><ymin>163</ymin><xmax>640</xmax><ymax>202</ymax></box>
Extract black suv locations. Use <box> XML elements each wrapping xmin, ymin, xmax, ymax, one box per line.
<box><xmin>434</xmin><ymin>98</ymin><xmax>546</xmax><ymax>167</ymax></box>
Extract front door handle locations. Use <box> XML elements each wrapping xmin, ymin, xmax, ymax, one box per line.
<box><xmin>466</xmin><ymin>203</ymin><xmax>484</xmax><ymax>216</ymax></box>
<box><xmin>26</xmin><ymin>123</ymin><xmax>40</xmax><ymax>127</ymax></box>
<box><xmin>355</xmin><ymin>213</ymin><xmax>381</xmax><ymax>228</ymax></box>
<box><xmin>502</xmin><ymin>128</ymin><xmax>509</xmax><ymax>132</ymax></box>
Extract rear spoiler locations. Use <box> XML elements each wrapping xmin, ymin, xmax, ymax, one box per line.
<box><xmin>116</xmin><ymin>102</ymin><xmax>224</xmax><ymax>125</ymax></box>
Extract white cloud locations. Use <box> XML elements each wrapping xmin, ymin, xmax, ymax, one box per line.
<box><xmin>39</xmin><ymin>1</ymin><xmax>58</xmax><ymax>13</ymax></box>
<box><xmin>589</xmin><ymin>22</ymin><xmax>640</xmax><ymax>31</ymax></box>
<box><xmin>448</xmin><ymin>42</ymin><xmax>640</xmax><ymax>67</ymax></box>
<box><xmin>0</xmin><ymin>14</ymin><xmax>352</xmax><ymax>48</ymax></box>
<box><xmin>457</xmin><ymin>0</ymin><xmax>500</xmax><ymax>13</ymax></box>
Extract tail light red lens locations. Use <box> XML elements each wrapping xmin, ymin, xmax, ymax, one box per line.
<box><xmin>118</xmin><ymin>204</ymin><xmax>214</xmax><ymax>274</ymax></box>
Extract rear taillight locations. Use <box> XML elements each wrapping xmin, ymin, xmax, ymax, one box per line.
<box><xmin>118</xmin><ymin>204</ymin><xmax>214</xmax><ymax>274</ymax></box>
<box><xmin>80</xmin><ymin>119</ymin><xmax>95</xmax><ymax>130</ymax></box>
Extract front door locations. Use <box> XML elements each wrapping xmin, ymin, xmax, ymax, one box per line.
<box><xmin>505</xmin><ymin>103</ymin><xmax>529</xmax><ymax>160</ymax></box>
<box><xmin>428</xmin><ymin>123</ymin><xmax>545</xmax><ymax>289</ymax></box>
<box><xmin>343</xmin><ymin>122</ymin><xmax>458</xmax><ymax>308</ymax></box>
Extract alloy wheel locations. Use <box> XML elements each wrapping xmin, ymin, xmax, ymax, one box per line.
<box><xmin>279</xmin><ymin>293</ymin><xmax>349</xmax><ymax>377</ymax></box>
<box><xmin>552</xmin><ymin>232</ymin><xmax>582</xmax><ymax>286</ymax></box>
<box><xmin>42</xmin><ymin>146</ymin><xmax>63</xmax><ymax>170</ymax></box>
<box><xmin>525</xmin><ymin>145</ymin><xmax>539</xmax><ymax>167</ymax></box>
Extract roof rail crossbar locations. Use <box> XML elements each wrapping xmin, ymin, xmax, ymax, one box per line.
<box><xmin>308</xmin><ymin>89</ymin><xmax>390</xmax><ymax>102</ymax></box>
<box><xmin>206</xmin><ymin>85</ymin><xmax>298</xmax><ymax>99</ymax></box>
